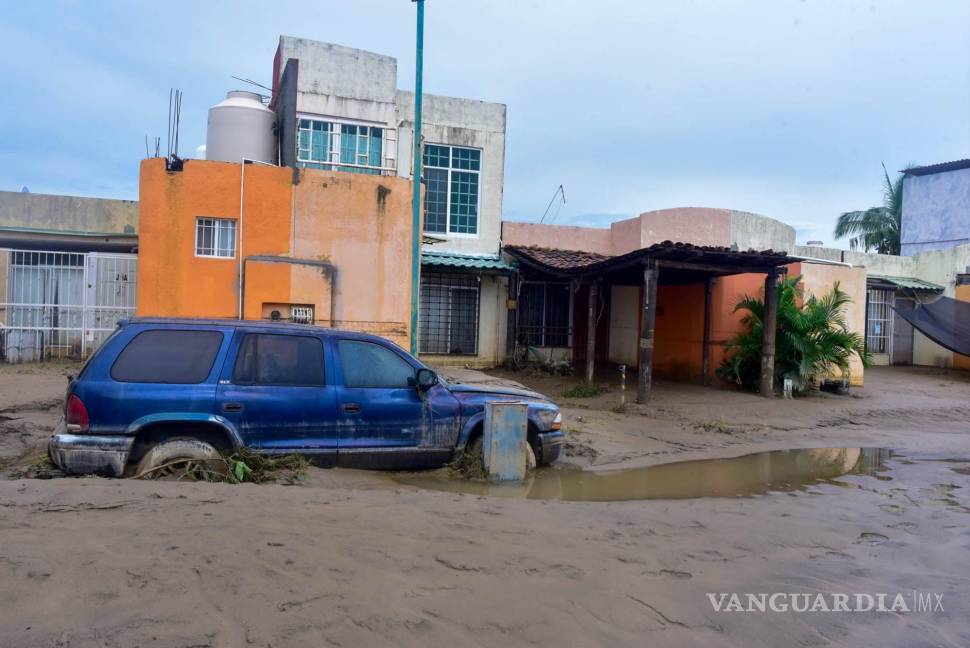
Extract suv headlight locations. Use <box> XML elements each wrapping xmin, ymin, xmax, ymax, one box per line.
<box><xmin>536</xmin><ymin>409</ymin><xmax>563</xmax><ymax>431</ymax></box>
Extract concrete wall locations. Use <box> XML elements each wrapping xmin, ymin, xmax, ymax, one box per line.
<box><xmin>398</xmin><ymin>91</ymin><xmax>507</xmax><ymax>256</ymax></box>
<box><xmin>292</xmin><ymin>170</ymin><xmax>414</xmax><ymax>346</ymax></box>
<box><xmin>275</xmin><ymin>37</ymin><xmax>398</xmax><ymax>126</ymax></box>
<box><xmin>502</xmin><ymin>207</ymin><xmax>794</xmax><ymax>257</ymax></box>
<box><xmin>502</xmin><ymin>222</ymin><xmax>613</xmax><ymax>255</ymax></box>
<box><xmin>137</xmin><ymin>158</ymin><xmax>416</xmax><ymax>348</ymax></box>
<box><xmin>608</xmin><ymin>285</ymin><xmax>639</xmax><ymax>365</ymax></box>
<box><xmin>0</xmin><ymin>190</ymin><xmax>138</xmax><ymax>235</ymax></box>
<box><xmin>901</xmin><ymin>167</ymin><xmax>970</xmax><ymax>255</ymax></box>
<box><xmin>797</xmin><ymin>262</ymin><xmax>868</xmax><ymax>385</ymax></box>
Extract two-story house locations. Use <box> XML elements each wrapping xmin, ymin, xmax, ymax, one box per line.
<box><xmin>270</xmin><ymin>36</ymin><xmax>511</xmax><ymax>367</ymax></box>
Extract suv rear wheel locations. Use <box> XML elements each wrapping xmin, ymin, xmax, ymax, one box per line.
<box><xmin>133</xmin><ymin>438</ymin><xmax>227</xmax><ymax>480</ymax></box>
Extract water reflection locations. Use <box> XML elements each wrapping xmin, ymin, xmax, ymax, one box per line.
<box><xmin>394</xmin><ymin>447</ymin><xmax>892</xmax><ymax>502</ymax></box>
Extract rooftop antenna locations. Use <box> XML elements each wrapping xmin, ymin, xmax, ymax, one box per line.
<box><xmin>539</xmin><ymin>184</ymin><xmax>566</xmax><ymax>224</ymax></box>
<box><xmin>166</xmin><ymin>88</ymin><xmax>184</xmax><ymax>170</ymax></box>
<box><xmin>232</xmin><ymin>75</ymin><xmax>273</xmax><ymax>101</ymax></box>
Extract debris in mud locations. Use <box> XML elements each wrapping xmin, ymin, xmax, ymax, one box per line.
<box><xmin>692</xmin><ymin>420</ymin><xmax>757</xmax><ymax>435</ymax></box>
<box><xmin>136</xmin><ymin>447</ymin><xmax>308</xmax><ymax>485</ymax></box>
<box><xmin>564</xmin><ymin>439</ymin><xmax>599</xmax><ymax>460</ymax></box>
<box><xmin>445</xmin><ymin>446</ymin><xmax>487</xmax><ymax>481</ymax></box>
<box><xmin>6</xmin><ymin>454</ymin><xmax>64</xmax><ymax>480</ymax></box>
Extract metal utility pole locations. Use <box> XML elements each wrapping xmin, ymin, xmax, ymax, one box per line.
<box><xmin>409</xmin><ymin>0</ymin><xmax>425</xmax><ymax>355</ymax></box>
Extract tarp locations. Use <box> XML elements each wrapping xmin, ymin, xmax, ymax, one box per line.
<box><xmin>893</xmin><ymin>296</ymin><xmax>970</xmax><ymax>357</ymax></box>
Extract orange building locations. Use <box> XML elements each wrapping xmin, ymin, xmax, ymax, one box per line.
<box><xmin>137</xmin><ymin>158</ymin><xmax>416</xmax><ymax>348</ymax></box>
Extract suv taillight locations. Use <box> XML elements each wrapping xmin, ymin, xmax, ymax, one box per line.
<box><xmin>66</xmin><ymin>394</ymin><xmax>90</xmax><ymax>433</ymax></box>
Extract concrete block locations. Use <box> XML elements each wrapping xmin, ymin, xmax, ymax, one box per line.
<box><xmin>483</xmin><ymin>401</ymin><xmax>528</xmax><ymax>481</ymax></box>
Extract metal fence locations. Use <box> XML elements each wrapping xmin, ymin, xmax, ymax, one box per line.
<box><xmin>0</xmin><ymin>249</ymin><xmax>137</xmax><ymax>362</ymax></box>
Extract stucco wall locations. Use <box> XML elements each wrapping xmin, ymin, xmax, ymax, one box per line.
<box><xmin>501</xmin><ymin>222</ymin><xmax>613</xmax><ymax>255</ymax></box>
<box><xmin>138</xmin><ymin>158</ymin><xmax>416</xmax><ymax>348</ymax></box>
<box><xmin>398</xmin><ymin>91</ymin><xmax>507</xmax><ymax>256</ymax></box>
<box><xmin>956</xmin><ymin>283</ymin><xmax>970</xmax><ymax>371</ymax></box>
<box><xmin>293</xmin><ymin>170</ymin><xmax>414</xmax><ymax>347</ymax></box>
<box><xmin>276</xmin><ymin>36</ymin><xmax>398</xmax><ymax>126</ymax></box>
<box><xmin>503</xmin><ymin>207</ymin><xmax>794</xmax><ymax>258</ymax></box>
<box><xmin>137</xmin><ymin>159</ymin><xmax>292</xmax><ymax>320</ymax></box>
<box><xmin>0</xmin><ymin>190</ymin><xmax>138</xmax><ymax>235</ymax></box>
<box><xmin>901</xmin><ymin>168</ymin><xmax>970</xmax><ymax>256</ymax></box>
<box><xmin>797</xmin><ymin>262</ymin><xmax>867</xmax><ymax>385</ymax></box>
<box><xmin>608</xmin><ymin>285</ymin><xmax>640</xmax><ymax>366</ymax></box>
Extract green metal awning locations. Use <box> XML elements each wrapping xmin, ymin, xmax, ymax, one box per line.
<box><xmin>421</xmin><ymin>250</ymin><xmax>515</xmax><ymax>273</ymax></box>
<box><xmin>868</xmin><ymin>274</ymin><xmax>944</xmax><ymax>293</ymax></box>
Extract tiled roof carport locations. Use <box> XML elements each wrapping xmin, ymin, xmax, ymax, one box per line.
<box><xmin>504</xmin><ymin>241</ymin><xmax>800</xmax><ymax>401</ymax></box>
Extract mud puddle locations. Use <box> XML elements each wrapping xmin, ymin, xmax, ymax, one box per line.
<box><xmin>393</xmin><ymin>447</ymin><xmax>892</xmax><ymax>501</ymax></box>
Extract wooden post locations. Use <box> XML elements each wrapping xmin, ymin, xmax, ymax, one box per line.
<box><xmin>760</xmin><ymin>268</ymin><xmax>779</xmax><ymax>397</ymax></box>
<box><xmin>701</xmin><ymin>277</ymin><xmax>713</xmax><ymax>385</ymax></box>
<box><xmin>637</xmin><ymin>262</ymin><xmax>659</xmax><ymax>403</ymax></box>
<box><xmin>585</xmin><ymin>281</ymin><xmax>598</xmax><ymax>383</ymax></box>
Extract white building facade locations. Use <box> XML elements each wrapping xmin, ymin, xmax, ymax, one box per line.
<box><xmin>271</xmin><ymin>36</ymin><xmax>510</xmax><ymax>367</ymax></box>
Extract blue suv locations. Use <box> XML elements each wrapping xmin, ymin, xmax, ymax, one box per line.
<box><xmin>48</xmin><ymin>318</ymin><xmax>564</xmax><ymax>477</ymax></box>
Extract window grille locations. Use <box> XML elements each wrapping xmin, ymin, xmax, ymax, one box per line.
<box><xmin>296</xmin><ymin>117</ymin><xmax>393</xmax><ymax>175</ymax></box>
<box><xmin>195</xmin><ymin>218</ymin><xmax>236</xmax><ymax>258</ymax></box>
<box><xmin>291</xmin><ymin>306</ymin><xmax>314</xmax><ymax>325</ymax></box>
<box><xmin>422</xmin><ymin>144</ymin><xmax>481</xmax><ymax>236</ymax></box>
<box><xmin>866</xmin><ymin>288</ymin><xmax>894</xmax><ymax>354</ymax></box>
<box><xmin>2</xmin><ymin>249</ymin><xmax>136</xmax><ymax>362</ymax></box>
<box><xmin>518</xmin><ymin>281</ymin><xmax>571</xmax><ymax>347</ymax></box>
<box><xmin>419</xmin><ymin>272</ymin><xmax>480</xmax><ymax>355</ymax></box>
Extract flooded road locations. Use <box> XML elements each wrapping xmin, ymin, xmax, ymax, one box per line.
<box><xmin>394</xmin><ymin>447</ymin><xmax>892</xmax><ymax>501</ymax></box>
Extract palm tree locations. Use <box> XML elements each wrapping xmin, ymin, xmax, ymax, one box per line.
<box><xmin>834</xmin><ymin>162</ymin><xmax>904</xmax><ymax>255</ymax></box>
<box><xmin>717</xmin><ymin>276</ymin><xmax>870</xmax><ymax>394</ymax></box>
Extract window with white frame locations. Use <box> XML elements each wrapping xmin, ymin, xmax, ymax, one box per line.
<box><xmin>296</xmin><ymin>118</ymin><xmax>385</xmax><ymax>175</ymax></box>
<box><xmin>866</xmin><ymin>288</ymin><xmax>893</xmax><ymax>354</ymax></box>
<box><xmin>423</xmin><ymin>144</ymin><xmax>481</xmax><ymax>236</ymax></box>
<box><xmin>195</xmin><ymin>218</ymin><xmax>236</xmax><ymax>258</ymax></box>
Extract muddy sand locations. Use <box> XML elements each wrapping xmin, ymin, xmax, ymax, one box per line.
<box><xmin>1</xmin><ymin>363</ymin><xmax>968</xmax><ymax>647</ymax></box>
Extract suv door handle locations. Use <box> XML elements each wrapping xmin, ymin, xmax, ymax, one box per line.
<box><xmin>341</xmin><ymin>403</ymin><xmax>362</xmax><ymax>414</ymax></box>
<box><xmin>222</xmin><ymin>402</ymin><xmax>244</xmax><ymax>413</ymax></box>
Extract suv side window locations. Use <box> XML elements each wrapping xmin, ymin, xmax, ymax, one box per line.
<box><xmin>111</xmin><ymin>329</ymin><xmax>224</xmax><ymax>384</ymax></box>
<box><xmin>232</xmin><ymin>333</ymin><xmax>325</xmax><ymax>387</ymax></box>
<box><xmin>338</xmin><ymin>340</ymin><xmax>415</xmax><ymax>388</ymax></box>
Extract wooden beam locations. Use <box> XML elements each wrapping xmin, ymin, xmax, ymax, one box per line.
<box><xmin>657</xmin><ymin>259</ymin><xmax>782</xmax><ymax>276</ymax></box>
<box><xmin>637</xmin><ymin>263</ymin><xmax>659</xmax><ymax>403</ymax></box>
<box><xmin>701</xmin><ymin>277</ymin><xmax>713</xmax><ymax>385</ymax></box>
<box><xmin>760</xmin><ymin>269</ymin><xmax>779</xmax><ymax>397</ymax></box>
<box><xmin>585</xmin><ymin>281</ymin><xmax>598</xmax><ymax>383</ymax></box>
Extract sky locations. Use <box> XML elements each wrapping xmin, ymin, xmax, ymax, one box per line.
<box><xmin>1</xmin><ymin>0</ymin><xmax>968</xmax><ymax>247</ymax></box>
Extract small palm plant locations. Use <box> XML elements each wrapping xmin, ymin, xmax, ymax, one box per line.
<box><xmin>717</xmin><ymin>276</ymin><xmax>870</xmax><ymax>394</ymax></box>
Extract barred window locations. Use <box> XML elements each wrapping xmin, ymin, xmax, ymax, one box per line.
<box><xmin>422</xmin><ymin>144</ymin><xmax>481</xmax><ymax>236</ymax></box>
<box><xmin>297</xmin><ymin>118</ymin><xmax>384</xmax><ymax>175</ymax></box>
<box><xmin>519</xmin><ymin>281</ymin><xmax>571</xmax><ymax>347</ymax></box>
<box><xmin>866</xmin><ymin>288</ymin><xmax>893</xmax><ymax>354</ymax></box>
<box><xmin>195</xmin><ymin>218</ymin><xmax>236</xmax><ymax>258</ymax></box>
<box><xmin>419</xmin><ymin>272</ymin><xmax>480</xmax><ymax>356</ymax></box>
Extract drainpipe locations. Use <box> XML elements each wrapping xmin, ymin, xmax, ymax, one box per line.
<box><xmin>238</xmin><ymin>158</ymin><xmax>277</xmax><ymax>320</ymax></box>
<box><xmin>409</xmin><ymin>0</ymin><xmax>425</xmax><ymax>354</ymax></box>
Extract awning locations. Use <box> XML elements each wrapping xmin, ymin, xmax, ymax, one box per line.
<box><xmin>421</xmin><ymin>250</ymin><xmax>515</xmax><ymax>273</ymax></box>
<box><xmin>894</xmin><ymin>296</ymin><xmax>970</xmax><ymax>356</ymax></box>
<box><xmin>868</xmin><ymin>274</ymin><xmax>944</xmax><ymax>293</ymax></box>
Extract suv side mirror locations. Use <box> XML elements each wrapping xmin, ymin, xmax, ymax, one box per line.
<box><xmin>416</xmin><ymin>368</ymin><xmax>438</xmax><ymax>391</ymax></box>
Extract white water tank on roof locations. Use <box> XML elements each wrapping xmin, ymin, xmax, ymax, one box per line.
<box><xmin>206</xmin><ymin>91</ymin><xmax>276</xmax><ymax>164</ymax></box>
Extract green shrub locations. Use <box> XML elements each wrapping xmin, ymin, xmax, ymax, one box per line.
<box><xmin>716</xmin><ymin>276</ymin><xmax>870</xmax><ymax>394</ymax></box>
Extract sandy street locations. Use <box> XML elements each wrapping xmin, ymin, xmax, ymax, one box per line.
<box><xmin>1</xmin><ymin>363</ymin><xmax>969</xmax><ymax>647</ymax></box>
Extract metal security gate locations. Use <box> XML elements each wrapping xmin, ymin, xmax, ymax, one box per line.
<box><xmin>1</xmin><ymin>249</ymin><xmax>136</xmax><ymax>362</ymax></box>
